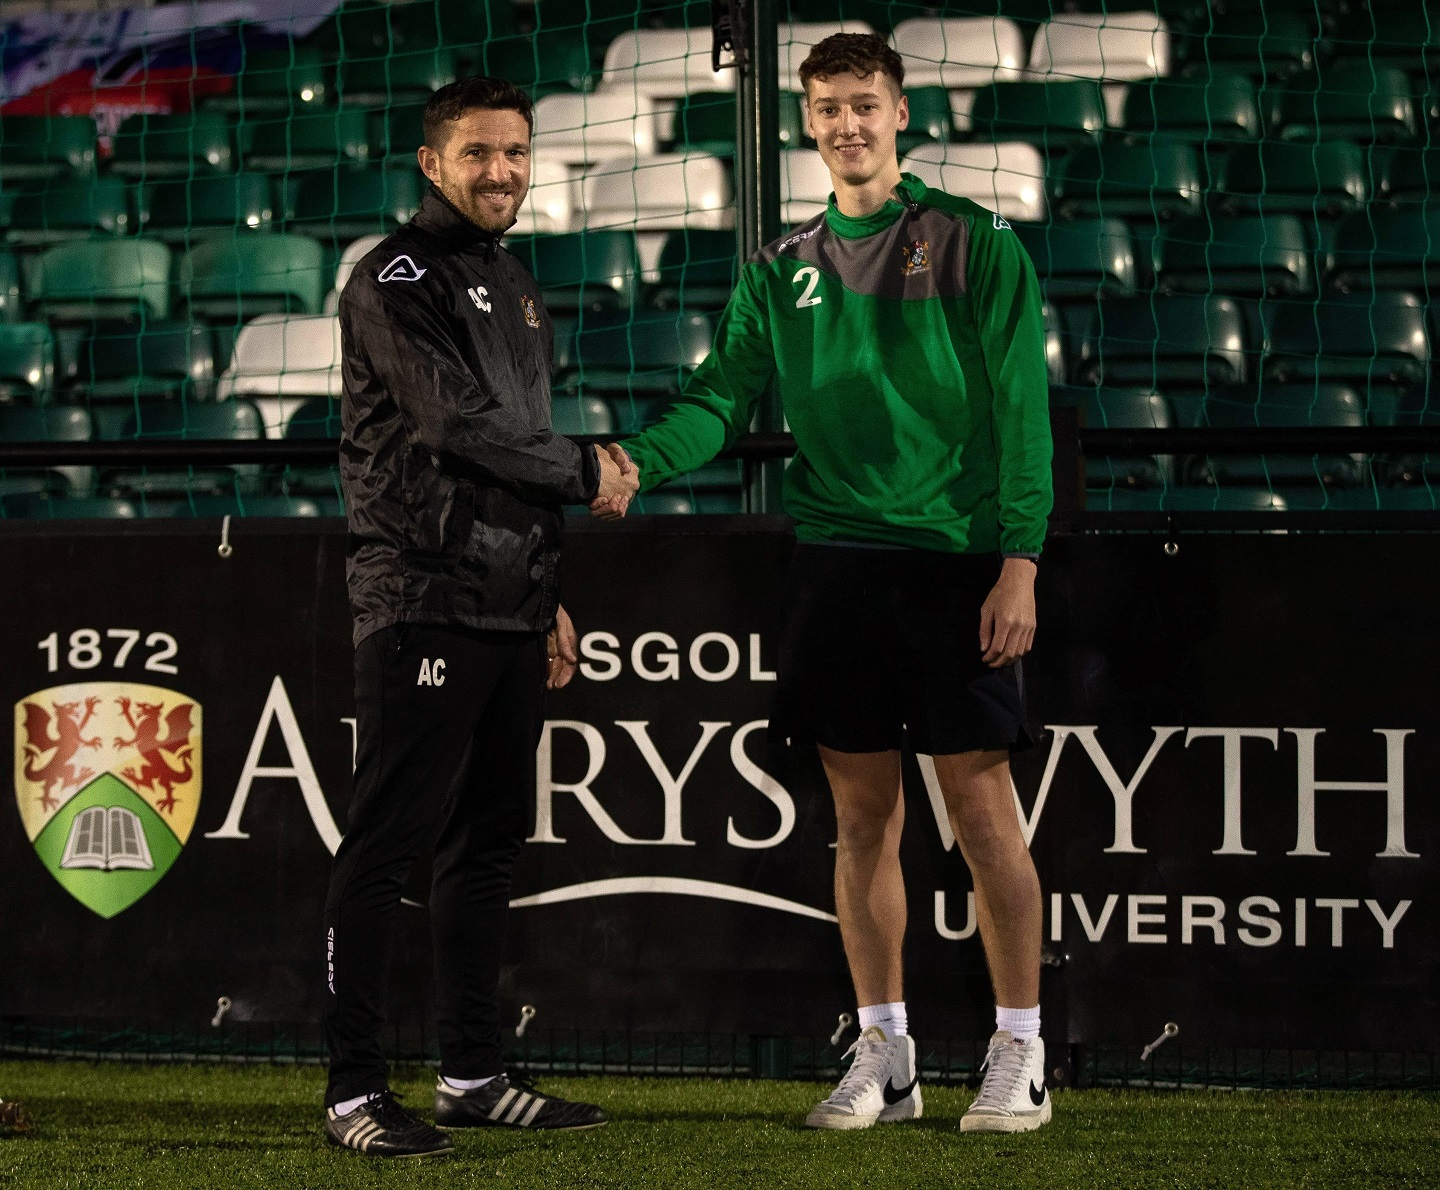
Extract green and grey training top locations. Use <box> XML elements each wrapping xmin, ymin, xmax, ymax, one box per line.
<box><xmin>621</xmin><ymin>174</ymin><xmax>1054</xmax><ymax>557</ymax></box>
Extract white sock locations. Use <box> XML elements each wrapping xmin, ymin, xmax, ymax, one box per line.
<box><xmin>997</xmin><ymin>1004</ymin><xmax>1041</xmax><ymax>1042</ymax></box>
<box><xmin>332</xmin><ymin>1092</ymin><xmax>378</xmax><ymax>1116</ymax></box>
<box><xmin>858</xmin><ymin>1001</ymin><xmax>908</xmax><ymax>1039</ymax></box>
<box><xmin>442</xmin><ymin>1074</ymin><xmax>497</xmax><ymax>1092</ymax></box>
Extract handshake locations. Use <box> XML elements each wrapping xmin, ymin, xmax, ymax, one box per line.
<box><xmin>590</xmin><ymin>443</ymin><xmax>641</xmax><ymax>519</ymax></box>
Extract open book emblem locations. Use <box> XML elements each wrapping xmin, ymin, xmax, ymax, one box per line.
<box><xmin>14</xmin><ymin>682</ymin><xmax>202</xmax><ymax>918</ymax></box>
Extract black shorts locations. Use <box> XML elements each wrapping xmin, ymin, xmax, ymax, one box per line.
<box><xmin>771</xmin><ymin>543</ymin><xmax>1033</xmax><ymax>756</ymax></box>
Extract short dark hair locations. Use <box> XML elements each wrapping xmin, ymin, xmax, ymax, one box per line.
<box><xmin>422</xmin><ymin>76</ymin><xmax>534</xmax><ymax>148</ymax></box>
<box><xmin>798</xmin><ymin>32</ymin><xmax>905</xmax><ymax>93</ymax></box>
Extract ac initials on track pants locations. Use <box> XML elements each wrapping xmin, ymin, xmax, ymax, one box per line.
<box><xmin>322</xmin><ymin>621</ymin><xmax>546</xmax><ymax>1108</ymax></box>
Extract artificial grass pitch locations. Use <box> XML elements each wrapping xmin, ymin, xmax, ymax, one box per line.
<box><xmin>0</xmin><ymin>1062</ymin><xmax>1436</xmax><ymax>1189</ymax></box>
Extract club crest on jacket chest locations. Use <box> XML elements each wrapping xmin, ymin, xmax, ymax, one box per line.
<box><xmin>900</xmin><ymin>240</ymin><xmax>931</xmax><ymax>276</ymax></box>
<box><xmin>520</xmin><ymin>295</ymin><xmax>541</xmax><ymax>328</ymax></box>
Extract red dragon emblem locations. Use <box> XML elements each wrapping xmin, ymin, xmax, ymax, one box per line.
<box><xmin>115</xmin><ymin>698</ymin><xmax>195</xmax><ymax>815</ymax></box>
<box><xmin>20</xmin><ymin>698</ymin><xmax>101</xmax><ymax>811</ymax></box>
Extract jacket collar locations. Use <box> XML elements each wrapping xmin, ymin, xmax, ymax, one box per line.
<box><xmin>412</xmin><ymin>185</ymin><xmax>504</xmax><ymax>259</ymax></box>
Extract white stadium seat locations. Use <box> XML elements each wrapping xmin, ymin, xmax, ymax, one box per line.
<box><xmin>581</xmin><ymin>153</ymin><xmax>733</xmax><ymax>231</ymax></box>
<box><xmin>1027</xmin><ymin>12</ymin><xmax>1170</xmax><ymax>81</ymax></box>
<box><xmin>901</xmin><ymin>143</ymin><xmax>1047</xmax><ymax>224</ymax></box>
<box><xmin>779</xmin><ymin>21</ymin><xmax>875</xmax><ymax>90</ymax></box>
<box><xmin>889</xmin><ymin>18</ymin><xmax>1027</xmax><ymax>89</ymax></box>
<box><xmin>325</xmin><ymin>234</ymin><xmax>386</xmax><ymax>312</ymax></box>
<box><xmin>512</xmin><ymin>155</ymin><xmax>574</xmax><ymax>235</ymax></box>
<box><xmin>780</xmin><ymin>149</ymin><xmax>831</xmax><ymax>224</ymax></box>
<box><xmin>601</xmin><ymin>29</ymin><xmax>734</xmax><ymax>98</ymax></box>
<box><xmin>533</xmin><ymin>92</ymin><xmax>657</xmax><ymax>166</ymax></box>
<box><xmin>217</xmin><ymin>314</ymin><xmax>342</xmax><ymax>437</ymax></box>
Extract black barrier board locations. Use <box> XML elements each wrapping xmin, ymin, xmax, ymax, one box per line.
<box><xmin>1</xmin><ymin>521</ymin><xmax>1435</xmax><ymax>1051</ymax></box>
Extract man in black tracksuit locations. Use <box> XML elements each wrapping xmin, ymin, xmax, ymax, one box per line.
<box><xmin>322</xmin><ymin>77</ymin><xmax>637</xmax><ymax>1158</ymax></box>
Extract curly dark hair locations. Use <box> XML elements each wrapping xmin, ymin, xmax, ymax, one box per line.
<box><xmin>423</xmin><ymin>75</ymin><xmax>534</xmax><ymax>147</ymax></box>
<box><xmin>798</xmin><ymin>32</ymin><xmax>906</xmax><ymax>92</ymax></box>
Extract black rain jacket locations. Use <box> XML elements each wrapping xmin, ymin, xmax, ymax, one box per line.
<box><xmin>339</xmin><ymin>186</ymin><xmax>600</xmax><ymax>645</ymax></box>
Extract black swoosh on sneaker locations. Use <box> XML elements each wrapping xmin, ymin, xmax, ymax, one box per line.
<box><xmin>1029</xmin><ymin>1080</ymin><xmax>1047</xmax><ymax>1107</ymax></box>
<box><xmin>883</xmin><ymin>1076</ymin><xmax>919</xmax><ymax>1105</ymax></box>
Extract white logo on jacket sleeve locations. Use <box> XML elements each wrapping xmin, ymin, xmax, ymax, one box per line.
<box><xmin>467</xmin><ymin>286</ymin><xmax>491</xmax><ymax>312</ymax></box>
<box><xmin>378</xmin><ymin>255</ymin><xmax>427</xmax><ymax>282</ymax></box>
<box><xmin>993</xmin><ymin>213</ymin><xmax>1011</xmax><ymax>230</ymax></box>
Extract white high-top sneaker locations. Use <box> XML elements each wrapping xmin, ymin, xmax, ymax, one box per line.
<box><xmin>805</xmin><ymin>1025</ymin><xmax>923</xmax><ymax>1130</ymax></box>
<box><xmin>960</xmin><ymin>1030</ymin><xmax>1051</xmax><ymax>1133</ymax></box>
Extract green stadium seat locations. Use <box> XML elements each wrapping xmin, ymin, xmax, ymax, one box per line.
<box><xmin>1154</xmin><ymin>215</ymin><xmax>1313</xmax><ymax>297</ymax></box>
<box><xmin>275</xmin><ymin>395</ymin><xmax>341</xmax><ymax>496</ymax></box>
<box><xmin>6</xmin><ymin>177</ymin><xmax>131</xmax><ymax>244</ymax></box>
<box><xmin>2</xmin><ymin>493</ymin><xmax>138</xmax><ymax>519</ymax></box>
<box><xmin>1384</xmin><ymin>148</ymin><xmax>1440</xmax><ymax>207</ymax></box>
<box><xmin>286</xmin><ymin>168</ymin><xmax>422</xmax><ymax>238</ymax></box>
<box><xmin>632</xmin><ymin>491</ymin><xmax>695</xmax><ymax>515</ymax></box>
<box><xmin>529</xmin><ymin>0</ymin><xmax>637</xmax><ymax>67</ymax></box>
<box><xmin>672</xmin><ymin>92</ymin><xmax>738</xmax><ymax>156</ymax></box>
<box><xmin>26</xmin><ymin>240</ymin><xmax>171</xmax><ymax>321</ymax></box>
<box><xmin>244</xmin><ymin>108</ymin><xmax>373</xmax><ymax>170</ymax></box>
<box><xmin>206</xmin><ymin>46</ymin><xmax>330</xmax><ymax>114</ymax></box>
<box><xmin>608</xmin><ymin>395</ymin><xmax>662</xmax><ymax>435</ymax></box>
<box><xmin>100</xmin><ymin>399</ymin><xmax>265</xmax><ymax>498</ymax></box>
<box><xmin>111</xmin><ymin>113</ymin><xmax>234</xmax><ymax>178</ymax></box>
<box><xmin>1015</xmin><ymin>219</ymin><xmax>1135</xmax><ymax>300</ymax></box>
<box><xmin>1263</xmin><ymin>292</ymin><xmax>1430</xmax><ymax>388</ymax></box>
<box><xmin>896</xmin><ymin>88</ymin><xmax>955</xmax><ymax>157</ymax></box>
<box><xmin>326</xmin><ymin>0</ymin><xmax>517</xmax><ymax>59</ymax></box>
<box><xmin>1379</xmin><ymin>394</ymin><xmax>1440</xmax><ymax>487</ymax></box>
<box><xmin>0</xmin><ymin>322</ymin><xmax>53</xmax><ymax>402</ymax></box>
<box><xmin>968</xmin><ymin>81</ymin><xmax>1107</xmax><ymax>149</ymax></box>
<box><xmin>376</xmin><ymin>103</ymin><xmax>427</xmax><ymax>162</ymax></box>
<box><xmin>1335</xmin><ymin>5</ymin><xmax>1440</xmax><ymax>76</ymax></box>
<box><xmin>1075</xmin><ymin>295</ymin><xmax>1249</xmax><ymax>389</ymax></box>
<box><xmin>1271</xmin><ymin>66</ymin><xmax>1418</xmax><ymax>145</ymax></box>
<box><xmin>137</xmin><ymin>174</ymin><xmax>275</xmax><ymax>238</ymax></box>
<box><xmin>551</xmin><ymin>315</ymin><xmax>577</xmax><ymax>386</ymax></box>
<box><xmin>1064</xmin><ymin>385</ymin><xmax>1173</xmax><ymax>489</ymax></box>
<box><xmin>509</xmin><ymin>232</ymin><xmax>641</xmax><ymax>313</ymax></box>
<box><xmin>0</xmin><ymin>405</ymin><xmax>91</xmax><ymax>499</ymax></box>
<box><xmin>650</xmin><ymin>229</ymin><xmax>738</xmax><ymax>311</ymax></box>
<box><xmin>0</xmin><ymin>253</ymin><xmax>21</xmax><ymax>323</ymax></box>
<box><xmin>573</xmin><ymin>309</ymin><xmax>716</xmax><ymax>396</ymax></box>
<box><xmin>551</xmin><ymin>395</ymin><xmax>615</xmax><ymax>435</ymax></box>
<box><xmin>0</xmin><ymin>117</ymin><xmax>97</xmax><ymax>182</ymax></box>
<box><xmin>1328</xmin><ymin>210</ymin><xmax>1440</xmax><ymax>293</ymax></box>
<box><xmin>339</xmin><ymin>47</ymin><xmax>458</xmax><ymax>106</ymax></box>
<box><xmin>1051</xmin><ymin>138</ymin><xmax>1203</xmax><ymax>220</ymax></box>
<box><xmin>75</xmin><ymin>321</ymin><xmax>214</xmax><ymax>403</ymax></box>
<box><xmin>693</xmin><ymin>489</ymin><xmax>745</xmax><ymax>513</ymax></box>
<box><xmin>1122</xmin><ymin>73</ymin><xmax>1262</xmax><ymax>143</ymax></box>
<box><xmin>1173</xmin><ymin>14</ymin><xmax>1318</xmax><ymax>81</ymax></box>
<box><xmin>1162</xmin><ymin>488</ymin><xmax>1289</xmax><ymax>512</ymax></box>
<box><xmin>1218</xmin><ymin>142</ymin><xmax>1371</xmax><ymax>216</ymax></box>
<box><xmin>489</xmin><ymin>30</ymin><xmax>596</xmax><ymax>99</ymax></box>
<box><xmin>180</xmin><ymin>493</ymin><xmax>324</xmax><ymax>517</ymax></box>
<box><xmin>177</xmin><ymin>235</ymin><xmax>324</xmax><ymax>319</ymax></box>
<box><xmin>1191</xmin><ymin>383</ymin><xmax>1366</xmax><ymax>488</ymax></box>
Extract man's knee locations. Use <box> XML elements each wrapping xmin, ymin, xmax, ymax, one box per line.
<box><xmin>951</xmin><ymin>801</ymin><xmax>1026</xmax><ymax>869</ymax></box>
<box><xmin>834</xmin><ymin>794</ymin><xmax>899</xmax><ymax>852</ymax></box>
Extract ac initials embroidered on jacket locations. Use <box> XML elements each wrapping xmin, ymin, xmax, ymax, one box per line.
<box><xmin>417</xmin><ymin>658</ymin><xmax>446</xmax><ymax>686</ymax></box>
<box><xmin>378</xmin><ymin>255</ymin><xmax>427</xmax><ymax>282</ymax></box>
<box><xmin>468</xmin><ymin>286</ymin><xmax>492</xmax><ymax>313</ymax></box>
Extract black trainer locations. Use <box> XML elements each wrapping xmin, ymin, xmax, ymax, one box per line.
<box><xmin>434</xmin><ymin>1071</ymin><xmax>607</xmax><ymax>1131</ymax></box>
<box><xmin>325</xmin><ymin>1090</ymin><xmax>455</xmax><ymax>1158</ymax></box>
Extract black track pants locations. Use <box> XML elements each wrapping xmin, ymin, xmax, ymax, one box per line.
<box><xmin>323</xmin><ymin>621</ymin><xmax>545</xmax><ymax>1107</ymax></box>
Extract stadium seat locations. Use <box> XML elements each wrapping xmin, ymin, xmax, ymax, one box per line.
<box><xmin>326</xmin><ymin>234</ymin><xmax>386</xmax><ymax>312</ymax></box>
<box><xmin>375</xmin><ymin>102</ymin><xmax>426</xmax><ymax>163</ymax></box>
<box><xmin>100</xmin><ymin>399</ymin><xmax>265</xmax><ymax>498</ymax></box>
<box><xmin>1051</xmin><ymin>138</ymin><xmax>1203</xmax><ymax>221</ymax></box>
<box><xmin>0</xmin><ymin>253</ymin><xmax>21</xmax><ymax>323</ymax></box>
<box><xmin>1191</xmin><ymin>383</ymin><xmax>1366</xmax><ymax>488</ymax></box>
<box><xmin>1384</xmin><ymin>148</ymin><xmax>1440</xmax><ymax>208</ymax></box>
<box><xmin>1063</xmin><ymin>385</ymin><xmax>1173</xmax><ymax>489</ymax></box>
<box><xmin>286</xmin><ymin>168</ymin><xmax>423</xmax><ymax>238</ymax></box>
<box><xmin>632</xmin><ymin>491</ymin><xmax>695</xmax><ymax>515</ymax></box>
<box><xmin>74</xmin><ymin>321</ymin><xmax>214</xmax><ymax>404</ymax></box>
<box><xmin>275</xmin><ymin>394</ymin><xmax>341</xmax><ymax>495</ymax></box>
<box><xmin>672</xmin><ymin>92</ymin><xmax>738</xmax><ymax>156</ymax></box>
<box><xmin>111</xmin><ymin>112</ymin><xmax>235</xmax><ymax>178</ymax></box>
<box><xmin>2</xmin><ymin>493</ymin><xmax>138</xmax><ymax>519</ymax></box>
<box><xmin>0</xmin><ymin>116</ymin><xmax>97</xmax><ymax>182</ymax></box>
<box><xmin>780</xmin><ymin>150</ymin><xmax>831</xmax><ymax>223</ymax></box>
<box><xmin>888</xmin><ymin>18</ymin><xmax>1026</xmax><ymax>89</ymax></box>
<box><xmin>26</xmin><ymin>240</ymin><xmax>171</xmax><ymax>322</ymax></box>
<box><xmin>896</xmin><ymin>89</ymin><xmax>955</xmax><ymax>157</ymax></box>
<box><xmin>1328</xmin><ymin>210</ymin><xmax>1440</xmax><ymax>293</ymax></box>
<box><xmin>582</xmin><ymin>154</ymin><xmax>733</xmax><ymax>231</ymax></box>
<box><xmin>0</xmin><ymin>404</ymin><xmax>90</xmax><ymax>499</ymax></box>
<box><xmin>1173</xmin><ymin>13</ymin><xmax>1318</xmax><ymax>81</ymax></box>
<box><xmin>0</xmin><ymin>322</ymin><xmax>54</xmax><ymax>402</ymax></box>
<box><xmin>573</xmin><ymin>309</ymin><xmax>716</xmax><ymax>395</ymax></box>
<box><xmin>1028</xmin><ymin>12</ymin><xmax>1171</xmax><ymax>82</ymax></box>
<box><xmin>650</xmin><ymin>230</ymin><xmax>737</xmax><ymax>311</ymax></box>
<box><xmin>137</xmin><ymin>174</ymin><xmax>275</xmax><ymax>239</ymax></box>
<box><xmin>600</xmin><ymin>28</ymin><xmax>734</xmax><ymax>98</ymax></box>
<box><xmin>1074</xmin><ymin>295</ymin><xmax>1248</xmax><ymax>389</ymax></box>
<box><xmin>1336</xmin><ymin>5</ymin><xmax>1440</xmax><ymax>76</ymax></box>
<box><xmin>177</xmin><ymin>236</ymin><xmax>324</xmax><ymax>319</ymax></box>
<box><xmin>967</xmin><ymin>81</ymin><xmax>1107</xmax><ymax>149</ymax></box>
<box><xmin>492</xmin><ymin>29</ymin><xmax>596</xmax><ymax>98</ymax></box>
<box><xmin>1154</xmin><ymin>215</ymin><xmax>1313</xmax><ymax>297</ymax></box>
<box><xmin>244</xmin><ymin>108</ymin><xmax>373</xmax><ymax>170</ymax></box>
<box><xmin>900</xmin><ymin>143</ymin><xmax>1046</xmax><ymax>224</ymax></box>
<box><xmin>1122</xmin><ymin>73</ymin><xmax>1263</xmax><ymax>143</ymax></box>
<box><xmin>551</xmin><ymin>394</ymin><xmax>615</xmax><ymax>435</ymax></box>
<box><xmin>511</xmin><ymin>156</ymin><xmax>573</xmax><ymax>235</ymax></box>
<box><xmin>339</xmin><ymin>46</ymin><xmax>457</xmax><ymax>106</ymax></box>
<box><xmin>206</xmin><ymin>45</ymin><xmax>330</xmax><ymax>113</ymax></box>
<box><xmin>1015</xmin><ymin>219</ymin><xmax>1135</xmax><ymax>300</ymax></box>
<box><xmin>532</xmin><ymin>92</ymin><xmax>658</xmax><ymax>166</ymax></box>
<box><xmin>217</xmin><ymin>314</ymin><xmax>342</xmax><ymax>436</ymax></box>
<box><xmin>509</xmin><ymin>232</ymin><xmax>641</xmax><ymax>313</ymax></box>
<box><xmin>325</xmin><ymin>0</ymin><xmax>516</xmax><ymax>61</ymax></box>
<box><xmin>1263</xmin><ymin>292</ymin><xmax>1430</xmax><ymax>388</ymax></box>
<box><xmin>1271</xmin><ymin>66</ymin><xmax>1418</xmax><ymax>145</ymax></box>
<box><xmin>283</xmin><ymin>395</ymin><xmax>341</xmax><ymax>438</ymax></box>
<box><xmin>180</xmin><ymin>493</ymin><xmax>324</xmax><ymax>517</ymax></box>
<box><xmin>778</xmin><ymin>22</ymin><xmax>877</xmax><ymax>91</ymax></box>
<box><xmin>1042</xmin><ymin>302</ymin><xmax>1067</xmax><ymax>386</ymax></box>
<box><xmin>1218</xmin><ymin>143</ymin><xmax>1371</xmax><ymax>216</ymax></box>
<box><xmin>6</xmin><ymin>177</ymin><xmax>131</xmax><ymax>245</ymax></box>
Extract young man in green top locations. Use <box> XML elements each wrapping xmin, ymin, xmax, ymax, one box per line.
<box><xmin>615</xmin><ymin>33</ymin><xmax>1053</xmax><ymax>1133</ymax></box>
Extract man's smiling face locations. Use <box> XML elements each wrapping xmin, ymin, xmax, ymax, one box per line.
<box><xmin>418</xmin><ymin>107</ymin><xmax>532</xmax><ymax>233</ymax></box>
<box><xmin>803</xmin><ymin>70</ymin><xmax>909</xmax><ymax>188</ymax></box>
